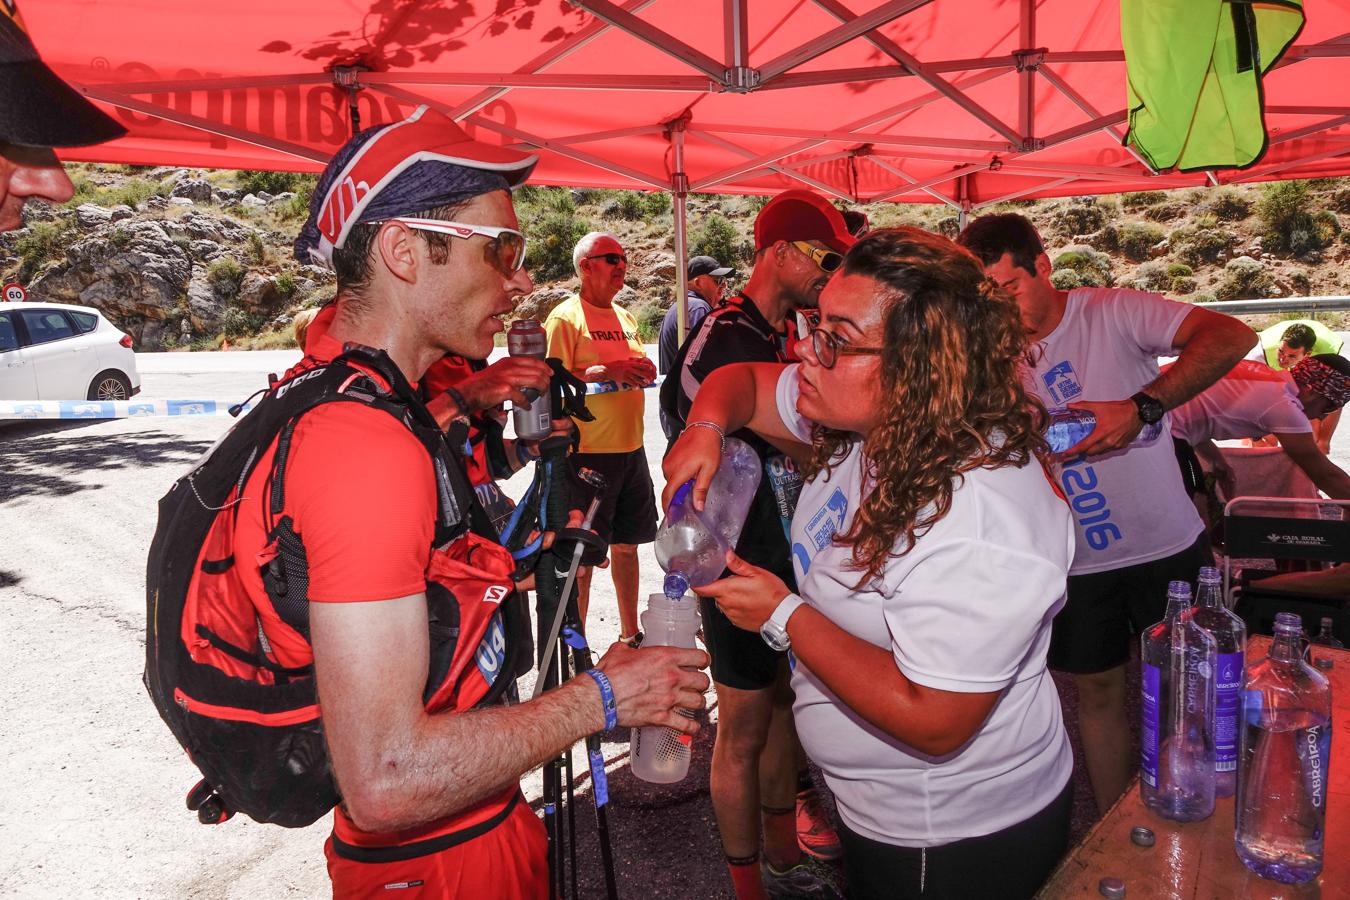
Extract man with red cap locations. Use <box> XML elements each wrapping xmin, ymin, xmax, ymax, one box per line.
<box><xmin>257</xmin><ymin>106</ymin><xmax>710</xmax><ymax>897</ymax></box>
<box><xmin>0</xmin><ymin>0</ymin><xmax>126</xmax><ymax>231</ymax></box>
<box><xmin>662</xmin><ymin>190</ymin><xmax>853</xmax><ymax>900</ymax></box>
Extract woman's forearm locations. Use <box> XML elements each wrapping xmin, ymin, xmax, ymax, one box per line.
<box><xmin>786</xmin><ymin>605</ymin><xmax>997</xmax><ymax>757</ymax></box>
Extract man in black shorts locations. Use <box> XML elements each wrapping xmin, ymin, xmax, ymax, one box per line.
<box><xmin>959</xmin><ymin>214</ymin><xmax>1255</xmax><ymax>814</ymax></box>
<box><xmin>663</xmin><ymin>190</ymin><xmax>853</xmax><ymax>899</ymax></box>
<box><xmin>545</xmin><ymin>231</ymin><xmax>659</xmax><ymax>645</ymax></box>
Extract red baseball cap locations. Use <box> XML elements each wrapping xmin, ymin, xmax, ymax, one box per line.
<box><xmin>753</xmin><ymin>190</ymin><xmax>856</xmax><ymax>255</ymax></box>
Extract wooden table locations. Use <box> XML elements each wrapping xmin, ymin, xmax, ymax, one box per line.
<box><xmin>1040</xmin><ymin>637</ymin><xmax>1350</xmax><ymax>899</ymax></box>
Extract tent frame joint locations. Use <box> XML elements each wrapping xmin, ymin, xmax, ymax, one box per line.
<box><xmin>724</xmin><ymin>65</ymin><xmax>762</xmax><ymax>93</ymax></box>
<box><xmin>1013</xmin><ymin>48</ymin><xmax>1046</xmax><ymax>72</ymax></box>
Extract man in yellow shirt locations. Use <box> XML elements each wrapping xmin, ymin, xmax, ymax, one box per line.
<box><xmin>545</xmin><ymin>232</ymin><xmax>658</xmax><ymax>644</ymax></box>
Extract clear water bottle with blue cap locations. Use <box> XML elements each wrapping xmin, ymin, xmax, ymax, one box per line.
<box><xmin>1044</xmin><ymin>407</ymin><xmax>1165</xmax><ymax>453</ymax></box>
<box><xmin>654</xmin><ymin>436</ymin><xmax>761</xmax><ymax>599</ymax></box>
<box><xmin>1190</xmin><ymin>566</ymin><xmax>1246</xmax><ymax>797</ymax></box>
<box><xmin>1235</xmin><ymin>612</ymin><xmax>1333</xmax><ymax>884</ymax></box>
<box><xmin>1140</xmin><ymin>580</ymin><xmax>1218</xmax><ymax>822</ymax></box>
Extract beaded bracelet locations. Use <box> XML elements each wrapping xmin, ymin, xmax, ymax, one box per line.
<box><xmin>583</xmin><ymin>669</ymin><xmax>618</xmax><ymax>731</ymax></box>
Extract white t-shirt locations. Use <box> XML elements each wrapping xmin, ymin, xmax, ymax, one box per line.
<box><xmin>775</xmin><ymin>366</ymin><xmax>1075</xmax><ymax>848</ymax></box>
<box><xmin>1027</xmin><ymin>288</ymin><xmax>1203</xmax><ymax>574</ymax></box>
<box><xmin>1169</xmin><ymin>360</ymin><xmax>1311</xmax><ymax>445</ymax></box>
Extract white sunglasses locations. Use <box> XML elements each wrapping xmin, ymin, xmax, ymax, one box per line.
<box><xmin>377</xmin><ymin>217</ymin><xmax>528</xmax><ymax>275</ymax></box>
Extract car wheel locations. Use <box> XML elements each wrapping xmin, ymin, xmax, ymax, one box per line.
<box><xmin>89</xmin><ymin>370</ymin><xmax>132</xmax><ymax>401</ymax></box>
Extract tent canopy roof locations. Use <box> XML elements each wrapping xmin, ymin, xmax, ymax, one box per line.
<box><xmin>29</xmin><ymin>0</ymin><xmax>1350</xmax><ymax>208</ymax></box>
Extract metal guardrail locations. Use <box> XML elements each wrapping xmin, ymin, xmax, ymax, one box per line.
<box><xmin>1193</xmin><ymin>295</ymin><xmax>1350</xmax><ymax>315</ymax></box>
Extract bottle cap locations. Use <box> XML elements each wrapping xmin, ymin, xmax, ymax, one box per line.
<box><xmin>1129</xmin><ymin>826</ymin><xmax>1155</xmax><ymax>847</ymax></box>
<box><xmin>1098</xmin><ymin>877</ymin><xmax>1126</xmax><ymax>899</ymax></box>
<box><xmin>1274</xmin><ymin>611</ymin><xmax>1303</xmax><ymax>632</ymax></box>
<box><xmin>1198</xmin><ymin>566</ymin><xmax>1220</xmax><ymax>584</ymax></box>
<box><xmin>1166</xmin><ymin>580</ymin><xmax>1192</xmax><ymax>602</ymax></box>
<box><xmin>663</xmin><ymin>573</ymin><xmax>690</xmax><ymax>600</ymax></box>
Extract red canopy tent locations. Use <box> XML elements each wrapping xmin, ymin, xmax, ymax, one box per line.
<box><xmin>25</xmin><ymin>0</ymin><xmax>1350</xmax><ymax>322</ymax></box>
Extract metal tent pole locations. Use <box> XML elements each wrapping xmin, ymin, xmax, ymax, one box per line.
<box><xmin>670</xmin><ymin>120</ymin><xmax>691</xmax><ymax>344</ymax></box>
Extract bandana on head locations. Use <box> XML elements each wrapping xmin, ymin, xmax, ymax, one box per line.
<box><xmin>1291</xmin><ymin>357</ymin><xmax>1350</xmax><ymax>410</ymax></box>
<box><xmin>294</xmin><ymin>105</ymin><xmax>535</xmax><ymax>269</ymax></box>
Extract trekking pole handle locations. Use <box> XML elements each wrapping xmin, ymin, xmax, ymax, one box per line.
<box><xmin>531</xmin><ymin>490</ymin><xmax>603</xmax><ymax>700</ymax></box>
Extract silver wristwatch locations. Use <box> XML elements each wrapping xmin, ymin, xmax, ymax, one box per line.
<box><xmin>760</xmin><ymin>594</ymin><xmax>806</xmax><ymax>652</ymax></box>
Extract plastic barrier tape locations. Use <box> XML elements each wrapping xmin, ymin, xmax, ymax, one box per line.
<box><xmin>0</xmin><ymin>399</ymin><xmax>255</xmax><ymax>420</ymax></box>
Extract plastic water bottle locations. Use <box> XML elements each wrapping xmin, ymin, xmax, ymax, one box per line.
<box><xmin>1190</xmin><ymin>566</ymin><xmax>1246</xmax><ymax>797</ymax></box>
<box><xmin>1140</xmin><ymin>580</ymin><xmax>1218</xmax><ymax>822</ymax></box>
<box><xmin>1044</xmin><ymin>408</ymin><xmax>1165</xmax><ymax>454</ymax></box>
<box><xmin>1309</xmin><ymin>617</ymin><xmax>1343</xmax><ymax>649</ymax></box>
<box><xmin>629</xmin><ymin>592</ymin><xmax>702</xmax><ymax>783</ymax></box>
<box><xmin>654</xmin><ymin>436</ymin><xmax>761</xmax><ymax>598</ymax></box>
<box><xmin>507</xmin><ymin>319</ymin><xmax>551</xmax><ymax>440</ymax></box>
<box><xmin>1235</xmin><ymin>612</ymin><xmax>1333</xmax><ymax>884</ymax></box>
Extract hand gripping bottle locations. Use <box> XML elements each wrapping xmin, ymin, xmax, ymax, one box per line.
<box><xmin>1043</xmin><ymin>407</ymin><xmax>1165</xmax><ymax>453</ymax></box>
<box><xmin>654</xmin><ymin>436</ymin><xmax>762</xmax><ymax>600</ymax></box>
<box><xmin>506</xmin><ymin>319</ymin><xmax>551</xmax><ymax>441</ymax></box>
<box><xmin>1140</xmin><ymin>581</ymin><xmax>1218</xmax><ymax>822</ymax></box>
<box><xmin>1235</xmin><ymin>612</ymin><xmax>1333</xmax><ymax>884</ymax></box>
<box><xmin>629</xmin><ymin>592</ymin><xmax>702</xmax><ymax>783</ymax></box>
<box><xmin>1190</xmin><ymin>566</ymin><xmax>1246</xmax><ymax>797</ymax></box>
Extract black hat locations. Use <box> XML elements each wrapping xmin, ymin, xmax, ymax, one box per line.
<box><xmin>0</xmin><ymin>2</ymin><xmax>126</xmax><ymax>147</ymax></box>
<box><xmin>688</xmin><ymin>255</ymin><xmax>734</xmax><ymax>279</ymax></box>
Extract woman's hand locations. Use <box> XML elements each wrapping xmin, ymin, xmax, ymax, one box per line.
<box><xmin>695</xmin><ymin>551</ymin><xmax>792</xmax><ymax>632</ymax></box>
<box><xmin>661</xmin><ymin>422</ymin><xmax>724</xmax><ymax>512</ymax></box>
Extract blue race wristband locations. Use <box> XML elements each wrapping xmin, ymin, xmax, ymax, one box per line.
<box><xmin>583</xmin><ymin>669</ymin><xmax>618</xmax><ymax>731</ymax></box>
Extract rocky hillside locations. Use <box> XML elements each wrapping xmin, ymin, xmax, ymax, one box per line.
<box><xmin>2</xmin><ymin>164</ymin><xmax>1347</xmax><ymax>351</ymax></box>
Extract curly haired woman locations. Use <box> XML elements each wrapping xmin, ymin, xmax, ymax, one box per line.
<box><xmin>663</xmin><ymin>227</ymin><xmax>1076</xmax><ymax>900</ymax></box>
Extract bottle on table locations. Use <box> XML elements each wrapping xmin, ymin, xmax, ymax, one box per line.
<box><xmin>1140</xmin><ymin>580</ymin><xmax>1218</xmax><ymax>822</ymax></box>
<box><xmin>654</xmin><ymin>435</ymin><xmax>761</xmax><ymax>599</ymax></box>
<box><xmin>1235</xmin><ymin>612</ymin><xmax>1333</xmax><ymax>884</ymax></box>
<box><xmin>1189</xmin><ymin>566</ymin><xmax>1246</xmax><ymax>797</ymax></box>
<box><xmin>629</xmin><ymin>592</ymin><xmax>703</xmax><ymax>784</ymax></box>
<box><xmin>1309</xmin><ymin>617</ymin><xmax>1344</xmax><ymax>649</ymax></box>
<box><xmin>1043</xmin><ymin>408</ymin><xmax>1165</xmax><ymax>454</ymax></box>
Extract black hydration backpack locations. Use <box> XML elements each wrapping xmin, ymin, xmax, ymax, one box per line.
<box><xmin>144</xmin><ymin>346</ymin><xmax>530</xmax><ymax>828</ymax></box>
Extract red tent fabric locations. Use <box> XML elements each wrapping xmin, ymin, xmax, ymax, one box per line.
<box><xmin>27</xmin><ymin>0</ymin><xmax>1350</xmax><ymax>208</ymax></box>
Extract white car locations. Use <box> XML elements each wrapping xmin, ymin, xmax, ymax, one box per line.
<box><xmin>0</xmin><ymin>301</ymin><xmax>141</xmax><ymax>401</ymax></box>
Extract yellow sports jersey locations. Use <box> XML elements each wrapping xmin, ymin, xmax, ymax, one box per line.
<box><xmin>544</xmin><ymin>295</ymin><xmax>647</xmax><ymax>453</ymax></box>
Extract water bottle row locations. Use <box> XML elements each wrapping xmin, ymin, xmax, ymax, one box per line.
<box><xmin>1140</xmin><ymin>568</ymin><xmax>1334</xmax><ymax>884</ymax></box>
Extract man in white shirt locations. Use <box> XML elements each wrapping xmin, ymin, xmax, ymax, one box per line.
<box><xmin>1171</xmin><ymin>355</ymin><xmax>1350</xmax><ymax>500</ymax></box>
<box><xmin>959</xmin><ymin>214</ymin><xmax>1256</xmax><ymax>814</ymax></box>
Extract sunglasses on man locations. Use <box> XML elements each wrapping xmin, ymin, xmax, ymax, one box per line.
<box><xmin>585</xmin><ymin>252</ymin><xmax>627</xmax><ymax>266</ymax></box>
<box><xmin>791</xmin><ymin>241</ymin><xmax>844</xmax><ymax>273</ymax></box>
<box><xmin>377</xmin><ymin>217</ymin><xmax>528</xmax><ymax>276</ymax></box>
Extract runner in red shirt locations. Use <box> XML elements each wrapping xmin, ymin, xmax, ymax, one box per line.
<box><xmin>271</xmin><ymin>105</ymin><xmax>708</xmax><ymax>898</ymax></box>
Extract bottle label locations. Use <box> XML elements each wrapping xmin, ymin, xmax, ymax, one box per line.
<box><xmin>1141</xmin><ymin>663</ymin><xmax>1161</xmax><ymax>788</ymax></box>
<box><xmin>1298</xmin><ymin>722</ymin><xmax>1332</xmax><ymax>812</ymax></box>
<box><xmin>1214</xmin><ymin>651</ymin><xmax>1243</xmax><ymax>772</ymax></box>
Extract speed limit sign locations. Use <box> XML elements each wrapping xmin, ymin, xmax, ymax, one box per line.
<box><xmin>2</xmin><ymin>282</ymin><xmax>25</xmax><ymax>302</ymax></box>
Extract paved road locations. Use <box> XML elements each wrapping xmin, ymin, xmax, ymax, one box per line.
<box><xmin>0</xmin><ymin>349</ymin><xmax>740</xmax><ymax>899</ymax></box>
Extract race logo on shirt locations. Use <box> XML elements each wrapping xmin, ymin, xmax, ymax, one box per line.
<box><xmin>590</xmin><ymin>329</ymin><xmax>637</xmax><ymax>342</ymax></box>
<box><xmin>1042</xmin><ymin>361</ymin><xmax>1083</xmax><ymax>406</ymax></box>
<box><xmin>792</xmin><ymin>488</ymin><xmax>848</xmax><ymax>577</ymax></box>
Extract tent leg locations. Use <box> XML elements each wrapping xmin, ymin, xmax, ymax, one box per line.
<box><xmin>670</xmin><ymin>121</ymin><xmax>691</xmax><ymax>344</ymax></box>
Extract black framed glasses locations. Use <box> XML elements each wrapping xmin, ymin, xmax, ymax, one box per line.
<box><xmin>801</xmin><ymin>315</ymin><xmax>882</xmax><ymax>369</ymax></box>
<box><xmin>791</xmin><ymin>241</ymin><xmax>843</xmax><ymax>273</ymax></box>
<box><xmin>585</xmin><ymin>252</ymin><xmax>627</xmax><ymax>266</ymax></box>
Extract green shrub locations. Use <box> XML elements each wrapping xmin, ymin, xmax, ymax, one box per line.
<box><xmin>275</xmin><ymin>271</ymin><xmax>296</xmax><ymax>298</ymax></box>
<box><xmin>104</xmin><ymin>177</ymin><xmax>171</xmax><ymax>209</ymax></box>
<box><xmin>1131</xmin><ymin>261</ymin><xmax>1169</xmax><ymax>292</ymax></box>
<box><xmin>246</xmin><ymin>232</ymin><xmax>267</xmax><ymax>264</ymax></box>
<box><xmin>206</xmin><ymin>256</ymin><xmax>244</xmax><ymax>299</ymax></box>
<box><xmin>1050</xmin><ymin>269</ymin><xmax>1083</xmax><ymax>290</ymax></box>
<box><xmin>644</xmin><ymin>192</ymin><xmax>673</xmax><ymax>217</ymax></box>
<box><xmin>1121</xmin><ymin>190</ymin><xmax>1167</xmax><ymax>209</ymax></box>
<box><xmin>1050</xmin><ymin>202</ymin><xmax>1106</xmax><ymax>237</ymax></box>
<box><xmin>238</xmin><ymin>169</ymin><xmax>309</xmax><ymax>196</ymax></box>
<box><xmin>14</xmin><ymin>220</ymin><xmax>75</xmax><ymax>280</ymax></box>
<box><xmin>220</xmin><ymin>305</ymin><xmax>267</xmax><ymax>338</ymax></box>
<box><xmin>1191</xmin><ymin>292</ymin><xmax>1216</xmax><ymax>304</ymax></box>
<box><xmin>1052</xmin><ymin>245</ymin><xmax>1113</xmax><ymax>287</ymax></box>
<box><xmin>1257</xmin><ymin>180</ymin><xmax>1334</xmax><ymax>255</ymax></box>
<box><xmin>1143</xmin><ymin>202</ymin><xmax>1187</xmax><ymax>222</ymax></box>
<box><xmin>1117</xmin><ymin>222</ymin><xmax>1165</xmax><ymax>261</ymax></box>
<box><xmin>691</xmin><ymin>214</ymin><xmax>751</xmax><ymax>268</ymax></box>
<box><xmin>1171</xmin><ymin>276</ymin><xmax>1197</xmax><ymax>295</ymax></box>
<box><xmin>1290</xmin><ymin>270</ymin><xmax>1312</xmax><ymax>295</ymax></box>
<box><xmin>1165</xmin><ymin>262</ymin><xmax>1193</xmax><ymax>278</ymax></box>
<box><xmin>1214</xmin><ymin>256</ymin><xmax>1275</xmax><ymax>301</ymax></box>
<box><xmin>1203</xmin><ymin>189</ymin><xmax>1252</xmax><ymax>221</ymax></box>
<box><xmin>1171</xmin><ymin>225</ymin><xmax>1232</xmax><ymax>266</ymax></box>
<box><xmin>524</xmin><ymin>209</ymin><xmax>591</xmax><ymax>281</ymax></box>
<box><xmin>277</xmin><ymin>184</ymin><xmax>313</xmax><ymax>222</ymax></box>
